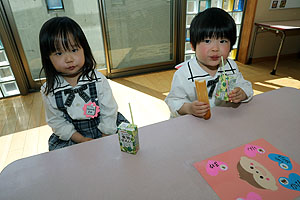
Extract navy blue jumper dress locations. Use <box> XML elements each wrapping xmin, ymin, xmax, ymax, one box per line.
<box><xmin>48</xmin><ymin>82</ymin><xmax>128</xmax><ymax>151</ymax></box>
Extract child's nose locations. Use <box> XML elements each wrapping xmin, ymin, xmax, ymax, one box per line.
<box><xmin>211</xmin><ymin>41</ymin><xmax>219</xmax><ymax>51</ymax></box>
<box><xmin>65</xmin><ymin>53</ymin><xmax>74</xmax><ymax>62</ymax></box>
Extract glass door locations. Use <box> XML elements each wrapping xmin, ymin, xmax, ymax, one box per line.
<box><xmin>1</xmin><ymin>0</ymin><xmax>106</xmax><ymax>91</ymax></box>
<box><xmin>99</xmin><ymin>0</ymin><xmax>178</xmax><ymax>77</ymax></box>
<box><xmin>1</xmin><ymin>0</ymin><xmax>181</xmax><ymax>93</ymax></box>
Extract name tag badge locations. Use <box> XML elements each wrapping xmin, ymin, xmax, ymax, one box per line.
<box><xmin>83</xmin><ymin>102</ymin><xmax>100</xmax><ymax>118</ymax></box>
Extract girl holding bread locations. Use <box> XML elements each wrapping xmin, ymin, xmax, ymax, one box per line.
<box><xmin>165</xmin><ymin>8</ymin><xmax>253</xmax><ymax>118</ymax></box>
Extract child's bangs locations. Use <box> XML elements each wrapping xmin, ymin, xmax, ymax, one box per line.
<box><xmin>201</xmin><ymin>26</ymin><xmax>231</xmax><ymax>41</ymax></box>
<box><xmin>52</xmin><ymin>30</ymin><xmax>81</xmax><ymax>52</ymax></box>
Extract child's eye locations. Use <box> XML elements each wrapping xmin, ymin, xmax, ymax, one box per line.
<box><xmin>204</xmin><ymin>39</ymin><xmax>211</xmax><ymax>44</ymax></box>
<box><xmin>54</xmin><ymin>52</ymin><xmax>62</xmax><ymax>56</ymax></box>
<box><xmin>220</xmin><ymin>40</ymin><xmax>229</xmax><ymax>43</ymax></box>
<box><xmin>72</xmin><ymin>48</ymin><xmax>78</xmax><ymax>53</ymax></box>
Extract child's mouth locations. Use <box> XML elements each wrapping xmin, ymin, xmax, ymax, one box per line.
<box><xmin>210</xmin><ymin>56</ymin><xmax>219</xmax><ymax>61</ymax></box>
<box><xmin>67</xmin><ymin>66</ymin><xmax>75</xmax><ymax>70</ymax></box>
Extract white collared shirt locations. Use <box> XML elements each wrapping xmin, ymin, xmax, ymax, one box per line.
<box><xmin>165</xmin><ymin>57</ymin><xmax>253</xmax><ymax>117</ymax></box>
<box><xmin>41</xmin><ymin>70</ymin><xmax>118</xmax><ymax>140</ymax></box>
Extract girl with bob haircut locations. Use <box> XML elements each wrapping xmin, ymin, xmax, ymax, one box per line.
<box><xmin>39</xmin><ymin>16</ymin><xmax>128</xmax><ymax>150</ymax></box>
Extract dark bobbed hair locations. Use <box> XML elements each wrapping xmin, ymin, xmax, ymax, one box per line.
<box><xmin>39</xmin><ymin>16</ymin><xmax>96</xmax><ymax>95</ymax></box>
<box><xmin>190</xmin><ymin>7</ymin><xmax>236</xmax><ymax>50</ymax></box>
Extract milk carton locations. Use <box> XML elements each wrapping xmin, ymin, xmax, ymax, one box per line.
<box><xmin>117</xmin><ymin>122</ymin><xmax>139</xmax><ymax>154</ymax></box>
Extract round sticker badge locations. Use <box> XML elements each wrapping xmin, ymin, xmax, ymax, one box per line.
<box><xmin>83</xmin><ymin>102</ymin><xmax>100</xmax><ymax>118</ymax></box>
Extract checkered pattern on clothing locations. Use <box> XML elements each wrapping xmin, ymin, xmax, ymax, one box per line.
<box><xmin>48</xmin><ymin>82</ymin><xmax>128</xmax><ymax>151</ymax></box>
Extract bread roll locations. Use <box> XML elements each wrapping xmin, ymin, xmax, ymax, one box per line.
<box><xmin>195</xmin><ymin>80</ymin><xmax>211</xmax><ymax>120</ymax></box>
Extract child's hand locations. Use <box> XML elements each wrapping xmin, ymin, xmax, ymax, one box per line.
<box><xmin>229</xmin><ymin>87</ymin><xmax>247</xmax><ymax>103</ymax></box>
<box><xmin>178</xmin><ymin>101</ymin><xmax>210</xmax><ymax>118</ymax></box>
<box><xmin>83</xmin><ymin>137</ymin><xmax>94</xmax><ymax>142</ymax></box>
<box><xmin>71</xmin><ymin>132</ymin><xmax>94</xmax><ymax>143</ymax></box>
<box><xmin>189</xmin><ymin>101</ymin><xmax>210</xmax><ymax>118</ymax></box>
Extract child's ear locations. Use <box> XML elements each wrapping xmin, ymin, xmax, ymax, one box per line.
<box><xmin>190</xmin><ymin>42</ymin><xmax>196</xmax><ymax>51</ymax></box>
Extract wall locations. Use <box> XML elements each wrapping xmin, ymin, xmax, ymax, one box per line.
<box><xmin>250</xmin><ymin>0</ymin><xmax>300</xmax><ymax>58</ymax></box>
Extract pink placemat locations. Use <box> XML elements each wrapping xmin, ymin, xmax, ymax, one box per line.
<box><xmin>194</xmin><ymin>138</ymin><xmax>300</xmax><ymax>200</ymax></box>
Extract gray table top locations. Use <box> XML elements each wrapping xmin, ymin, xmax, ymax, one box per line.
<box><xmin>1</xmin><ymin>87</ymin><xmax>300</xmax><ymax>200</ymax></box>
<box><xmin>255</xmin><ymin>20</ymin><xmax>300</xmax><ymax>30</ymax></box>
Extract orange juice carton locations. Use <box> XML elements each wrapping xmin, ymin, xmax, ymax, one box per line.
<box><xmin>117</xmin><ymin>122</ymin><xmax>139</xmax><ymax>154</ymax></box>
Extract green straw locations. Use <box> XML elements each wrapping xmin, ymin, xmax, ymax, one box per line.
<box><xmin>128</xmin><ymin>103</ymin><xmax>134</xmax><ymax>125</ymax></box>
<box><xmin>221</xmin><ymin>56</ymin><xmax>230</xmax><ymax>95</ymax></box>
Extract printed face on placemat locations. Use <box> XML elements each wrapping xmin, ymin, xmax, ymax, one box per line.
<box><xmin>193</xmin><ymin>138</ymin><xmax>300</xmax><ymax>200</ymax></box>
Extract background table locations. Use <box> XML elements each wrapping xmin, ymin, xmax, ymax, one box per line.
<box><xmin>248</xmin><ymin>20</ymin><xmax>300</xmax><ymax>75</ymax></box>
<box><xmin>1</xmin><ymin>87</ymin><xmax>300</xmax><ymax>200</ymax></box>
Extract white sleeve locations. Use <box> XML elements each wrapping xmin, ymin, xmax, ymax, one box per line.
<box><xmin>165</xmin><ymin>70</ymin><xmax>191</xmax><ymax>117</ymax></box>
<box><xmin>96</xmin><ymin>74</ymin><xmax>118</xmax><ymax>135</ymax></box>
<box><xmin>234</xmin><ymin>64</ymin><xmax>254</xmax><ymax>102</ymax></box>
<box><xmin>41</xmin><ymin>89</ymin><xmax>76</xmax><ymax>141</ymax></box>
